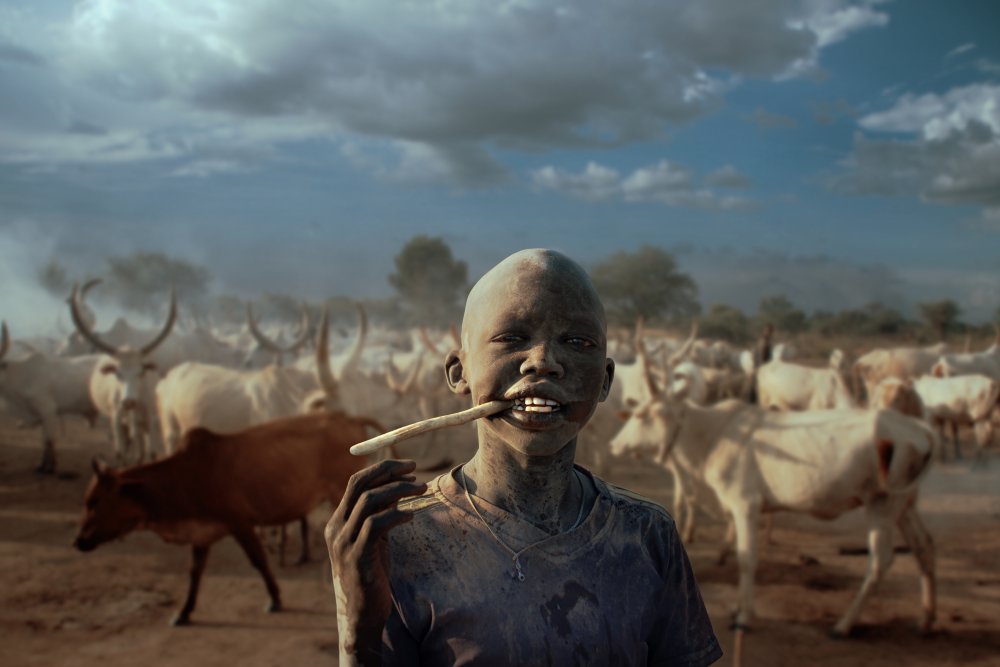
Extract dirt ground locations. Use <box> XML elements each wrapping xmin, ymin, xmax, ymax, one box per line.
<box><xmin>2</xmin><ymin>416</ymin><xmax>999</xmax><ymax>667</ymax></box>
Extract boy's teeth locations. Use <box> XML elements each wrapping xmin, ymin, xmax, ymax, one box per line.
<box><xmin>512</xmin><ymin>396</ymin><xmax>561</xmax><ymax>412</ymax></box>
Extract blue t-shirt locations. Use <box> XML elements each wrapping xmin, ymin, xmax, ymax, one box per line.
<box><xmin>382</xmin><ymin>465</ymin><xmax>723</xmax><ymax>666</ymax></box>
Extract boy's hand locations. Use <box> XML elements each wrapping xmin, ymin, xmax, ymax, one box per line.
<box><xmin>325</xmin><ymin>459</ymin><xmax>427</xmax><ymax>666</ymax></box>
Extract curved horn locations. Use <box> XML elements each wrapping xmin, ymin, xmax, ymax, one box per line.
<box><xmin>315</xmin><ymin>306</ymin><xmax>338</xmax><ymax>401</ymax></box>
<box><xmin>400</xmin><ymin>352</ymin><xmax>424</xmax><ymax>394</ymax></box>
<box><xmin>140</xmin><ymin>289</ymin><xmax>178</xmax><ymax>355</ymax></box>
<box><xmin>246</xmin><ymin>303</ymin><xmax>310</xmax><ymax>355</ymax></box>
<box><xmin>637</xmin><ymin>337</ymin><xmax>661</xmax><ymax>398</ymax></box>
<box><xmin>246</xmin><ymin>303</ymin><xmax>286</xmax><ymax>355</ymax></box>
<box><xmin>667</xmin><ymin>320</ymin><xmax>699</xmax><ymax>368</ymax></box>
<box><xmin>288</xmin><ymin>307</ymin><xmax>312</xmax><ymax>353</ymax></box>
<box><xmin>66</xmin><ymin>278</ymin><xmax>102</xmax><ymax>305</ymax></box>
<box><xmin>340</xmin><ymin>301</ymin><xmax>368</xmax><ymax>378</ymax></box>
<box><xmin>0</xmin><ymin>321</ymin><xmax>9</xmax><ymax>361</ymax></box>
<box><xmin>384</xmin><ymin>353</ymin><xmax>405</xmax><ymax>393</ymax></box>
<box><xmin>68</xmin><ymin>283</ymin><xmax>120</xmax><ymax>356</ymax></box>
<box><xmin>419</xmin><ymin>327</ymin><xmax>441</xmax><ymax>356</ymax></box>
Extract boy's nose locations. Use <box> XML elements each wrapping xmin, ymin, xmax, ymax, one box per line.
<box><xmin>519</xmin><ymin>344</ymin><xmax>564</xmax><ymax>377</ymax></box>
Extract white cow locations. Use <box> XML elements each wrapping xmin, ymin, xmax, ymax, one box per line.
<box><xmin>930</xmin><ymin>329</ymin><xmax>1000</xmax><ymax>381</ymax></box>
<box><xmin>757</xmin><ymin>350</ymin><xmax>855</xmax><ymax>411</ymax></box>
<box><xmin>854</xmin><ymin>342</ymin><xmax>949</xmax><ymax>404</ymax></box>
<box><xmin>0</xmin><ymin>322</ymin><xmax>100</xmax><ymax>474</ymax></box>
<box><xmin>912</xmin><ymin>374</ymin><xmax>999</xmax><ymax>462</ymax></box>
<box><xmin>69</xmin><ymin>284</ymin><xmax>177</xmax><ymax>465</ymax></box>
<box><xmin>611</xmin><ymin>377</ymin><xmax>938</xmax><ymax>638</ymax></box>
<box><xmin>591</xmin><ymin>323</ymin><xmax>701</xmax><ymax>538</ymax></box>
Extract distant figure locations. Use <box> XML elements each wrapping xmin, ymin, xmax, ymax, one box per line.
<box><xmin>755</xmin><ymin>324</ymin><xmax>774</xmax><ymax>368</ymax></box>
<box><xmin>748</xmin><ymin>324</ymin><xmax>774</xmax><ymax>403</ymax></box>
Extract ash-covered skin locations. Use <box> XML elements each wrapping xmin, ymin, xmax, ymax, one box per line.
<box><xmin>327</xmin><ymin>248</ymin><xmax>616</xmax><ymax>665</ymax></box>
<box><xmin>445</xmin><ymin>248</ymin><xmax>615</xmax><ymax>534</ymax></box>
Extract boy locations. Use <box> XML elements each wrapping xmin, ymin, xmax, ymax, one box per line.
<box><xmin>326</xmin><ymin>249</ymin><xmax>722</xmax><ymax>666</ymax></box>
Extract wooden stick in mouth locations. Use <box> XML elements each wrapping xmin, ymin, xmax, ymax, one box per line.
<box><xmin>349</xmin><ymin>400</ymin><xmax>514</xmax><ymax>456</ymax></box>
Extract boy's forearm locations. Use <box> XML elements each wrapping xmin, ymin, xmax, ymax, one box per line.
<box><xmin>335</xmin><ymin>574</ymin><xmax>386</xmax><ymax>666</ymax></box>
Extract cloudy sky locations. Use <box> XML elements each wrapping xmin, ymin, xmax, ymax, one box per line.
<box><xmin>2</xmin><ymin>0</ymin><xmax>999</xmax><ymax>334</ymax></box>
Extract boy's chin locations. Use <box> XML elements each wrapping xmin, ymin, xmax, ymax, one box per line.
<box><xmin>489</xmin><ymin>417</ymin><xmax>579</xmax><ymax>457</ymax></box>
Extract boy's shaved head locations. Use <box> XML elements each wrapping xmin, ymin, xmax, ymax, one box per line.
<box><xmin>462</xmin><ymin>249</ymin><xmax>606</xmax><ymax>346</ymax></box>
<box><xmin>447</xmin><ymin>247</ymin><xmax>614</xmax><ymax>459</ymax></box>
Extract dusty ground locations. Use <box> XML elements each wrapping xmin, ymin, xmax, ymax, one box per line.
<box><xmin>2</xmin><ymin>416</ymin><xmax>999</xmax><ymax>667</ymax></box>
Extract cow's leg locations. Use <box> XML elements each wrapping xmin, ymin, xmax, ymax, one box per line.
<box><xmin>173</xmin><ymin>545</ymin><xmax>210</xmax><ymax>626</ymax></box>
<box><xmin>297</xmin><ymin>517</ymin><xmax>311</xmax><ymax>565</ymax></box>
<box><xmin>933</xmin><ymin>420</ymin><xmax>948</xmax><ymax>462</ymax></box>
<box><xmin>666</xmin><ymin>459</ymin><xmax>694</xmax><ymax>543</ymax></box>
<box><xmin>973</xmin><ymin>421</ymin><xmax>993</xmax><ymax>468</ymax></box>
<box><xmin>730</xmin><ymin>501</ymin><xmax>761</xmax><ymax>629</ymax></box>
<box><xmin>110</xmin><ymin>409</ymin><xmax>129</xmax><ymax>465</ymax></box>
<box><xmin>717</xmin><ymin>518</ymin><xmax>735</xmax><ymax>566</ymax></box>
<box><xmin>230</xmin><ymin>525</ymin><xmax>282</xmax><ymax>613</ymax></box>
<box><xmin>951</xmin><ymin>420</ymin><xmax>962</xmax><ymax>460</ymax></box>
<box><xmin>147</xmin><ymin>409</ymin><xmax>165</xmax><ymax>461</ymax></box>
<box><xmin>897</xmin><ymin>506</ymin><xmax>936</xmax><ymax>633</ymax></box>
<box><xmin>832</xmin><ymin>504</ymin><xmax>894</xmax><ymax>637</ymax></box>
<box><xmin>33</xmin><ymin>403</ymin><xmax>60</xmax><ymax>475</ymax></box>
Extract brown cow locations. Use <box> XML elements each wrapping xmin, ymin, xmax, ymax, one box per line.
<box><xmin>73</xmin><ymin>410</ymin><xmax>382</xmax><ymax>625</ymax></box>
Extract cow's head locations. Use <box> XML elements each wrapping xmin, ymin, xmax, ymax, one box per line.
<box><xmin>99</xmin><ymin>352</ymin><xmax>159</xmax><ymax>410</ymax></box>
<box><xmin>73</xmin><ymin>459</ymin><xmax>147</xmax><ymax>552</ymax></box>
<box><xmin>610</xmin><ymin>333</ymin><xmax>689</xmax><ymax>463</ymax></box>
<box><xmin>610</xmin><ymin>395</ymin><xmax>686</xmax><ymax>464</ymax></box>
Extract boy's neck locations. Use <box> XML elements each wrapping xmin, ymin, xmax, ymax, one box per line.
<box><xmin>463</xmin><ymin>441</ymin><xmax>583</xmax><ymax>536</ymax></box>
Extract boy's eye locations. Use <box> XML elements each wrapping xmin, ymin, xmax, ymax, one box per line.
<box><xmin>566</xmin><ymin>336</ymin><xmax>596</xmax><ymax>348</ymax></box>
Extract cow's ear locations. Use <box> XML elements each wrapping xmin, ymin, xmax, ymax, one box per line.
<box><xmin>100</xmin><ymin>363</ymin><xmax>117</xmax><ymax>375</ymax></box>
<box><xmin>92</xmin><ymin>457</ymin><xmax>111</xmax><ymax>477</ymax></box>
<box><xmin>142</xmin><ymin>362</ymin><xmax>158</xmax><ymax>373</ymax></box>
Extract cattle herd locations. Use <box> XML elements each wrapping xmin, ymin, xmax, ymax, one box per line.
<box><xmin>2</xmin><ymin>283</ymin><xmax>999</xmax><ymax>663</ymax></box>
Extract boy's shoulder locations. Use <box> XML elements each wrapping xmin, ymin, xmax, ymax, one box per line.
<box><xmin>596</xmin><ymin>476</ymin><xmax>675</xmax><ymax>525</ymax></box>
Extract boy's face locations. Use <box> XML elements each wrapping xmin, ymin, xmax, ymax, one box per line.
<box><xmin>447</xmin><ymin>256</ymin><xmax>614</xmax><ymax>458</ymax></box>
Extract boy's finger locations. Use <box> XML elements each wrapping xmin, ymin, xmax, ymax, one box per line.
<box><xmin>348</xmin><ymin>480</ymin><xmax>427</xmax><ymax>542</ymax></box>
<box><xmin>336</xmin><ymin>459</ymin><xmax>417</xmax><ymax>521</ymax></box>
<box><xmin>356</xmin><ymin>505</ymin><xmax>419</xmax><ymax>549</ymax></box>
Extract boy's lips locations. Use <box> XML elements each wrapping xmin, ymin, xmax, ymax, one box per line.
<box><xmin>491</xmin><ymin>388</ymin><xmax>570</xmax><ymax>429</ymax></box>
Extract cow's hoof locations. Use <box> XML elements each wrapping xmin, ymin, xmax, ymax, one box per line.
<box><xmin>34</xmin><ymin>466</ymin><xmax>55</xmax><ymax>476</ymax></box>
<box><xmin>266</xmin><ymin>600</ymin><xmax>282</xmax><ymax>613</ymax></box>
<box><xmin>170</xmin><ymin>613</ymin><xmax>191</xmax><ymax>627</ymax></box>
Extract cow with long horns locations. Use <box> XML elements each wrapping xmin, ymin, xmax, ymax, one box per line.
<box><xmin>69</xmin><ymin>283</ymin><xmax>177</xmax><ymax>465</ymax></box>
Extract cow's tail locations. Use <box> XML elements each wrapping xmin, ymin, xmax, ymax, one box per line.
<box><xmin>874</xmin><ymin>418</ymin><xmax>937</xmax><ymax>496</ymax></box>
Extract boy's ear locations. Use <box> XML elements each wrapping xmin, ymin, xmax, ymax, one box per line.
<box><xmin>445</xmin><ymin>350</ymin><xmax>470</xmax><ymax>395</ymax></box>
<box><xmin>598</xmin><ymin>358</ymin><xmax>615</xmax><ymax>402</ymax></box>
